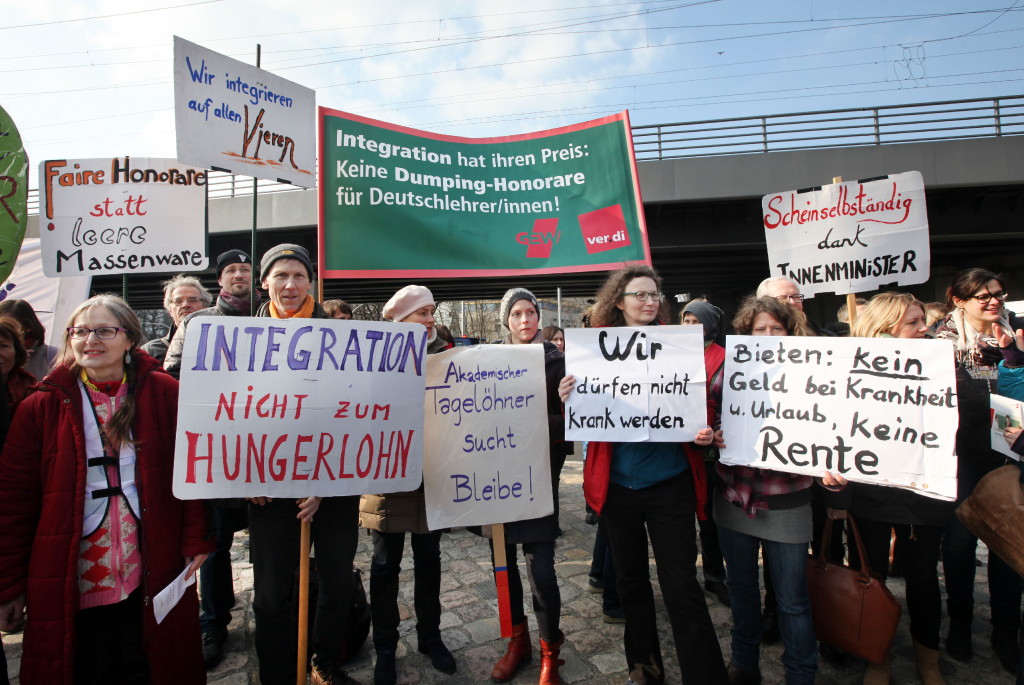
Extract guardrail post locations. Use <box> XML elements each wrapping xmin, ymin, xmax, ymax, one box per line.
<box><xmin>873</xmin><ymin>109</ymin><xmax>881</xmax><ymax>145</ymax></box>
<box><xmin>657</xmin><ymin>126</ymin><xmax>663</xmax><ymax>160</ymax></box>
<box><xmin>995</xmin><ymin>99</ymin><xmax>1002</xmax><ymax>136</ymax></box>
<box><xmin>761</xmin><ymin>117</ymin><xmax>768</xmax><ymax>152</ymax></box>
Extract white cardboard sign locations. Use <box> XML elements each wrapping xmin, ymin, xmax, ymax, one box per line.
<box><xmin>422</xmin><ymin>345</ymin><xmax>553</xmax><ymax>531</ymax></box>
<box><xmin>762</xmin><ymin>170</ymin><xmax>930</xmax><ymax>297</ymax></box>
<box><xmin>720</xmin><ymin>335</ymin><xmax>958</xmax><ymax>500</ymax></box>
<box><xmin>38</xmin><ymin>157</ymin><xmax>208</xmax><ymax>277</ymax></box>
<box><xmin>564</xmin><ymin>325</ymin><xmax>708</xmax><ymax>442</ymax></box>
<box><xmin>991</xmin><ymin>393</ymin><xmax>1023</xmax><ymax>461</ymax></box>
<box><xmin>174</xmin><ymin>36</ymin><xmax>315</xmax><ymax>188</ymax></box>
<box><xmin>172</xmin><ymin>318</ymin><xmax>427</xmax><ymax>499</ymax></box>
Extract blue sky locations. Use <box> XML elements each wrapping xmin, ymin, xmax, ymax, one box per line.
<box><xmin>3</xmin><ymin>0</ymin><xmax>1022</xmax><ymax>184</ymax></box>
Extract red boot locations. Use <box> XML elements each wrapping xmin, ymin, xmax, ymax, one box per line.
<box><xmin>538</xmin><ymin>632</ymin><xmax>565</xmax><ymax>685</ymax></box>
<box><xmin>491</xmin><ymin>620</ymin><xmax>532</xmax><ymax>682</ymax></box>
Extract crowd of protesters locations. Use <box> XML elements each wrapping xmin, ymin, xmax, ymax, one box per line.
<box><xmin>0</xmin><ymin>248</ymin><xmax>1022</xmax><ymax>685</ymax></box>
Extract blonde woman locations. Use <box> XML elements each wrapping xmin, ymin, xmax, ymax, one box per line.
<box><xmin>830</xmin><ymin>293</ymin><xmax>948</xmax><ymax>684</ymax></box>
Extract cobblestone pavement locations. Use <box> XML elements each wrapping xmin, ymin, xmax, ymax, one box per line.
<box><xmin>3</xmin><ymin>457</ymin><xmax>1018</xmax><ymax>684</ymax></box>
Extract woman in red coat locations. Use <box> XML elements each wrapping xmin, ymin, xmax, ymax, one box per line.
<box><xmin>0</xmin><ymin>294</ymin><xmax>212</xmax><ymax>685</ymax></box>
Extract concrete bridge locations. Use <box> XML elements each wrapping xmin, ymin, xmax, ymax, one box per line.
<box><xmin>31</xmin><ymin>95</ymin><xmax>1024</xmax><ymax>321</ymax></box>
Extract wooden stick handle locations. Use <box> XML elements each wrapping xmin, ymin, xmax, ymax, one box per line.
<box><xmin>297</xmin><ymin>519</ymin><xmax>312</xmax><ymax>685</ymax></box>
<box><xmin>492</xmin><ymin>523</ymin><xmax>514</xmax><ymax>638</ymax></box>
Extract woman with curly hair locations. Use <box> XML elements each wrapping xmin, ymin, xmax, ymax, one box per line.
<box><xmin>559</xmin><ymin>265</ymin><xmax>727</xmax><ymax>685</ymax></box>
<box><xmin>715</xmin><ymin>295</ymin><xmax>839</xmax><ymax>685</ymax></box>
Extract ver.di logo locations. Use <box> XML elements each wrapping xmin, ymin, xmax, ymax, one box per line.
<box><xmin>516</xmin><ymin>218</ymin><xmax>560</xmax><ymax>259</ymax></box>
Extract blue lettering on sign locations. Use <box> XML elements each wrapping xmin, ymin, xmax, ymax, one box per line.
<box><xmin>450</xmin><ymin>466</ymin><xmax>533</xmax><ymax>503</ymax></box>
<box><xmin>187</xmin><ymin>322</ymin><xmax>427</xmax><ymax>376</ymax></box>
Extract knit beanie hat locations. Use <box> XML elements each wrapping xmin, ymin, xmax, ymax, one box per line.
<box><xmin>216</xmin><ymin>249</ymin><xmax>253</xmax><ymax>278</ymax></box>
<box><xmin>383</xmin><ymin>285</ymin><xmax>435</xmax><ymax>322</ymax></box>
<box><xmin>500</xmin><ymin>288</ymin><xmax>540</xmax><ymax>330</ymax></box>
<box><xmin>683</xmin><ymin>300</ymin><xmax>724</xmax><ymax>342</ymax></box>
<box><xmin>260</xmin><ymin>243</ymin><xmax>313</xmax><ymax>280</ymax></box>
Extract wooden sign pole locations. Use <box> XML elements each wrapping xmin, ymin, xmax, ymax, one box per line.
<box><xmin>492</xmin><ymin>523</ymin><xmax>514</xmax><ymax>638</ymax></box>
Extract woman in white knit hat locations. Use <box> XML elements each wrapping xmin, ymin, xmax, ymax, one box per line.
<box><xmin>359</xmin><ymin>285</ymin><xmax>454</xmax><ymax>685</ymax></box>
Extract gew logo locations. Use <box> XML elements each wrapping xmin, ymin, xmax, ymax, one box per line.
<box><xmin>516</xmin><ymin>218</ymin><xmax>560</xmax><ymax>259</ymax></box>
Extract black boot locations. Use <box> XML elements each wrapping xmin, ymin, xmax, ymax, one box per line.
<box><xmin>418</xmin><ymin>636</ymin><xmax>456</xmax><ymax>674</ymax></box>
<box><xmin>373</xmin><ymin>649</ymin><xmax>396</xmax><ymax>685</ymax></box>
<box><xmin>945</xmin><ymin>619</ymin><xmax>972</xmax><ymax>662</ymax></box>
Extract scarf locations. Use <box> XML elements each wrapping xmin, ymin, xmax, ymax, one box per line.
<box><xmin>219</xmin><ymin>288</ymin><xmax>262</xmax><ymax>315</ymax></box>
<box><xmin>268</xmin><ymin>293</ymin><xmax>315</xmax><ymax>319</ymax></box>
<box><xmin>935</xmin><ymin>308</ymin><xmax>1012</xmax><ymax>379</ymax></box>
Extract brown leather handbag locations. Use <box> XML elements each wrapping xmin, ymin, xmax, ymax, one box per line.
<box><xmin>956</xmin><ymin>464</ymin><xmax>1024</xmax><ymax>576</ymax></box>
<box><xmin>805</xmin><ymin>514</ymin><xmax>901</xmax><ymax>664</ymax></box>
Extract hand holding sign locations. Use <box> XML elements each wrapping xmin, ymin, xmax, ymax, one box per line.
<box><xmin>563</xmin><ymin>326</ymin><xmax>708</xmax><ymax>442</ymax></box>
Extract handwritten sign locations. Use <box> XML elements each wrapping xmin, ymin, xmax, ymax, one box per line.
<box><xmin>319</xmin><ymin>108</ymin><xmax>651</xmax><ymax>278</ymax></box>
<box><xmin>564</xmin><ymin>326</ymin><xmax>707</xmax><ymax>442</ymax></box>
<box><xmin>172</xmin><ymin>318</ymin><xmax>426</xmax><ymax>499</ymax></box>
<box><xmin>0</xmin><ymin>106</ymin><xmax>28</xmax><ymax>283</ymax></box>
<box><xmin>762</xmin><ymin>171</ymin><xmax>930</xmax><ymax>297</ymax></box>
<box><xmin>422</xmin><ymin>345</ymin><xmax>552</xmax><ymax>530</ymax></box>
<box><xmin>720</xmin><ymin>335</ymin><xmax>958</xmax><ymax>500</ymax></box>
<box><xmin>38</xmin><ymin>157</ymin><xmax>207</xmax><ymax>277</ymax></box>
<box><xmin>174</xmin><ymin>36</ymin><xmax>315</xmax><ymax>187</ymax></box>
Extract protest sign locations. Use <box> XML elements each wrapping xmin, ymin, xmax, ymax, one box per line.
<box><xmin>172</xmin><ymin>318</ymin><xmax>427</xmax><ymax>499</ymax></box>
<box><xmin>422</xmin><ymin>345</ymin><xmax>552</xmax><ymax>531</ymax></box>
<box><xmin>0</xmin><ymin>238</ymin><xmax>91</xmax><ymax>345</ymax></box>
<box><xmin>0</xmin><ymin>106</ymin><xmax>28</xmax><ymax>283</ymax></box>
<box><xmin>38</xmin><ymin>157</ymin><xmax>208</xmax><ymax>277</ymax></box>
<box><xmin>720</xmin><ymin>335</ymin><xmax>958</xmax><ymax>500</ymax></box>
<box><xmin>762</xmin><ymin>171</ymin><xmax>930</xmax><ymax>297</ymax></box>
<box><xmin>174</xmin><ymin>36</ymin><xmax>315</xmax><ymax>188</ymax></box>
<box><xmin>991</xmin><ymin>394</ymin><xmax>1023</xmax><ymax>461</ymax></box>
<box><xmin>563</xmin><ymin>325</ymin><xmax>707</xmax><ymax>442</ymax></box>
<box><xmin>318</xmin><ymin>108</ymin><xmax>650</xmax><ymax>278</ymax></box>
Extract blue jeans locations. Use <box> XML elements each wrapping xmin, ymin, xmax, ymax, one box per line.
<box><xmin>718</xmin><ymin>526</ymin><xmax>817</xmax><ymax>685</ymax></box>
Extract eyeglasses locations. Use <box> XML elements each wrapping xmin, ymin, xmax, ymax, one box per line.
<box><xmin>970</xmin><ymin>290</ymin><xmax>1009</xmax><ymax>304</ymax></box>
<box><xmin>775</xmin><ymin>294</ymin><xmax>806</xmax><ymax>303</ymax></box>
<box><xmin>67</xmin><ymin>326</ymin><xmax>127</xmax><ymax>340</ymax></box>
<box><xmin>624</xmin><ymin>291</ymin><xmax>663</xmax><ymax>302</ymax></box>
<box><xmin>171</xmin><ymin>297</ymin><xmax>203</xmax><ymax>306</ymax></box>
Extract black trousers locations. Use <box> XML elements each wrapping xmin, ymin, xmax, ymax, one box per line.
<box><xmin>250</xmin><ymin>496</ymin><xmax>359</xmax><ymax>685</ymax></box>
<box><xmin>369</xmin><ymin>529</ymin><xmax>443</xmax><ymax>648</ymax></box>
<box><xmin>74</xmin><ymin>589</ymin><xmax>148</xmax><ymax>685</ymax></box>
<box><xmin>697</xmin><ymin>468</ymin><xmax>726</xmax><ymax>582</ymax></box>
<box><xmin>602</xmin><ymin>471</ymin><xmax>727</xmax><ymax>685</ymax></box>
<box><xmin>199</xmin><ymin>504</ymin><xmax>247</xmax><ymax>634</ymax></box>
<box><xmin>858</xmin><ymin>518</ymin><xmax>943</xmax><ymax>649</ymax></box>
<box><xmin>489</xmin><ymin>539</ymin><xmax>561</xmax><ymax>642</ymax></box>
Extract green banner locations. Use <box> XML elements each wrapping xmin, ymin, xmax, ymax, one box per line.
<box><xmin>0</xmin><ymin>106</ymin><xmax>29</xmax><ymax>284</ymax></box>
<box><xmin>318</xmin><ymin>109</ymin><xmax>650</xmax><ymax>278</ymax></box>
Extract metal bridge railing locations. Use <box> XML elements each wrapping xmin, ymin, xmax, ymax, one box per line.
<box><xmin>631</xmin><ymin>95</ymin><xmax>1024</xmax><ymax>160</ymax></box>
<box><xmin>23</xmin><ymin>95</ymin><xmax>1024</xmax><ymax>214</ymax></box>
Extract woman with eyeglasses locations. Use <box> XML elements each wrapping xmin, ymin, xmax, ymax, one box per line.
<box><xmin>0</xmin><ymin>294</ymin><xmax>212</xmax><ymax>685</ymax></box>
<box><xmin>934</xmin><ymin>268</ymin><xmax>1023</xmax><ymax>671</ymax></box>
<box><xmin>558</xmin><ymin>265</ymin><xmax>727</xmax><ymax>685</ymax></box>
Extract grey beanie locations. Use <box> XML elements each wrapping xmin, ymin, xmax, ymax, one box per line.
<box><xmin>500</xmin><ymin>288</ymin><xmax>540</xmax><ymax>330</ymax></box>
<box><xmin>260</xmin><ymin>243</ymin><xmax>313</xmax><ymax>280</ymax></box>
<box><xmin>683</xmin><ymin>300</ymin><xmax>723</xmax><ymax>341</ymax></box>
